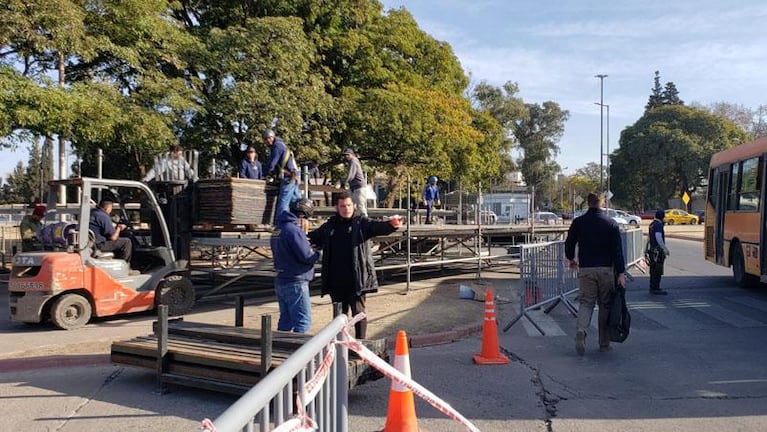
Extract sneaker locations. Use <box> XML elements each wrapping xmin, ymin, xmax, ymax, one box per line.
<box><xmin>650</xmin><ymin>289</ymin><xmax>668</xmax><ymax>295</ymax></box>
<box><xmin>575</xmin><ymin>331</ymin><xmax>586</xmax><ymax>356</ymax></box>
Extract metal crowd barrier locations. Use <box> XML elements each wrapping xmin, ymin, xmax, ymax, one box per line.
<box><xmin>503</xmin><ymin>228</ymin><xmax>643</xmax><ymax>335</ymax></box>
<box><xmin>502</xmin><ymin>240</ymin><xmax>578</xmax><ymax>335</ymax></box>
<box><xmin>202</xmin><ymin>314</ymin><xmax>350</xmax><ymax>432</ymax></box>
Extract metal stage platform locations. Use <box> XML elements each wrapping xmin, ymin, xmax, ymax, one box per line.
<box><xmin>188</xmin><ymin>222</ymin><xmax>569</xmax><ymax>302</ymax></box>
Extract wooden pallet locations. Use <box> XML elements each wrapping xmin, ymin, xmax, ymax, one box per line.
<box><xmin>111</xmin><ymin>317</ymin><xmax>387</xmax><ymax>395</ymax></box>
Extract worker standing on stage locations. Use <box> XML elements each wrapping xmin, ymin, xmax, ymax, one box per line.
<box><xmin>342</xmin><ymin>148</ymin><xmax>368</xmax><ymax>217</ymax></box>
<box><xmin>423</xmin><ymin>175</ymin><xmax>440</xmax><ymax>224</ymax></box>
<box><xmin>264</xmin><ymin>129</ymin><xmax>300</xmax><ymax>220</ymax></box>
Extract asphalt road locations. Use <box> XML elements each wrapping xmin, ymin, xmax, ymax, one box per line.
<box><xmin>5</xmin><ymin>237</ymin><xmax>767</xmax><ymax>431</ymax></box>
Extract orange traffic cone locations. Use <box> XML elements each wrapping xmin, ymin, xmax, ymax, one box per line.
<box><xmin>383</xmin><ymin>330</ymin><xmax>419</xmax><ymax>432</ymax></box>
<box><xmin>473</xmin><ymin>289</ymin><xmax>510</xmax><ymax>365</ymax></box>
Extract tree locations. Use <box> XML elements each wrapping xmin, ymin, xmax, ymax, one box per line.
<box><xmin>646</xmin><ymin>71</ymin><xmax>663</xmax><ymax>110</ymax></box>
<box><xmin>611</xmin><ymin>105</ymin><xmax>746</xmax><ymax>209</ymax></box>
<box><xmin>471</xmin><ymin>81</ymin><xmax>527</xmax><ymax>184</ymax></box>
<box><xmin>662</xmin><ymin>82</ymin><xmax>683</xmax><ymax>105</ymax></box>
<box><xmin>513</xmin><ymin>101</ymin><xmax>569</xmax><ymax>204</ymax></box>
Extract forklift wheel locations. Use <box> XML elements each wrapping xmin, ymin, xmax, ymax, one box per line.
<box><xmin>50</xmin><ymin>293</ymin><xmax>92</xmax><ymax>330</ymax></box>
<box><xmin>157</xmin><ymin>275</ymin><xmax>195</xmax><ymax>316</ymax></box>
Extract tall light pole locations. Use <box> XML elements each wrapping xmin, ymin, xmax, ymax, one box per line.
<box><xmin>595</xmin><ymin>74</ymin><xmax>607</xmax><ymax>193</ymax></box>
<box><xmin>594</xmin><ymin>102</ymin><xmax>610</xmax><ymax>206</ymax></box>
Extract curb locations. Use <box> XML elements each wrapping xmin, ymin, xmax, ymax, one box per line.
<box><xmin>0</xmin><ymin>354</ymin><xmax>111</xmax><ymax>373</ymax></box>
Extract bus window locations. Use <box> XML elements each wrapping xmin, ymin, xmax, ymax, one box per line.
<box><xmin>727</xmin><ymin>163</ymin><xmax>739</xmax><ymax>211</ymax></box>
<box><xmin>738</xmin><ymin>157</ymin><xmax>761</xmax><ymax>211</ymax></box>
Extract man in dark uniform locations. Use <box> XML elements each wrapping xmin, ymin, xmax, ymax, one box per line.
<box><xmin>565</xmin><ymin>193</ymin><xmax>626</xmax><ymax>355</ymax></box>
<box><xmin>647</xmin><ymin>210</ymin><xmax>670</xmax><ymax>295</ymax></box>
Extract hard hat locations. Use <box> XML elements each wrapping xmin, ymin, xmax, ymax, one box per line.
<box><xmin>262</xmin><ymin>129</ymin><xmax>275</xmax><ymax>139</ymax></box>
<box><xmin>343</xmin><ymin>147</ymin><xmax>354</xmax><ymax>155</ymax></box>
<box><xmin>290</xmin><ymin>198</ymin><xmax>314</xmax><ymax>218</ymax></box>
<box><xmin>428</xmin><ymin>175</ymin><xmax>438</xmax><ymax>183</ymax></box>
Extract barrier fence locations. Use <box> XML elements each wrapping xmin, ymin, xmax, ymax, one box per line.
<box><xmin>503</xmin><ymin>227</ymin><xmax>643</xmax><ymax>335</ymax></box>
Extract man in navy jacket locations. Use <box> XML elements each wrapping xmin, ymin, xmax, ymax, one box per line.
<box><xmin>270</xmin><ymin>198</ymin><xmax>319</xmax><ymax>333</ymax></box>
<box><xmin>565</xmin><ymin>193</ymin><xmax>626</xmax><ymax>355</ymax></box>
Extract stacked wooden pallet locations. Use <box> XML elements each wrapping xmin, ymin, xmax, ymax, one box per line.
<box><xmin>111</xmin><ymin>319</ymin><xmax>388</xmax><ymax>395</ymax></box>
<box><xmin>195</xmin><ymin>178</ymin><xmax>277</xmax><ymax>225</ymax></box>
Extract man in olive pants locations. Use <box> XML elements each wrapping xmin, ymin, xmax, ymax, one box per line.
<box><xmin>565</xmin><ymin>193</ymin><xmax>627</xmax><ymax>355</ymax></box>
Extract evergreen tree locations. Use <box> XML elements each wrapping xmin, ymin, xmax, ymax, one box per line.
<box><xmin>646</xmin><ymin>71</ymin><xmax>663</xmax><ymax>110</ymax></box>
<box><xmin>662</xmin><ymin>82</ymin><xmax>684</xmax><ymax>105</ymax></box>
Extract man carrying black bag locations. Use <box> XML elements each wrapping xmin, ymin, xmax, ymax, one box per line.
<box><xmin>565</xmin><ymin>193</ymin><xmax>627</xmax><ymax>355</ymax></box>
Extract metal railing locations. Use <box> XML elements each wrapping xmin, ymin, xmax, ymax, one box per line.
<box><xmin>503</xmin><ymin>227</ymin><xmax>643</xmax><ymax>335</ymax></box>
<box><xmin>202</xmin><ymin>314</ymin><xmax>350</xmax><ymax>432</ymax></box>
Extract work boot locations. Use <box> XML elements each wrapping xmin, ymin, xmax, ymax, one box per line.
<box><xmin>575</xmin><ymin>331</ymin><xmax>586</xmax><ymax>356</ymax></box>
<box><xmin>650</xmin><ymin>288</ymin><xmax>668</xmax><ymax>295</ymax></box>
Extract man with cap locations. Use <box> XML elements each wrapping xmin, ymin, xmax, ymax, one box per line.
<box><xmin>342</xmin><ymin>147</ymin><xmax>368</xmax><ymax>217</ymax></box>
<box><xmin>270</xmin><ymin>198</ymin><xmax>320</xmax><ymax>333</ymax></box>
<box><xmin>565</xmin><ymin>192</ymin><xmax>626</xmax><ymax>355</ymax></box>
<box><xmin>646</xmin><ymin>210</ymin><xmax>670</xmax><ymax>295</ymax></box>
<box><xmin>263</xmin><ymin>129</ymin><xmax>300</xmax><ymax>221</ymax></box>
<box><xmin>422</xmin><ymin>175</ymin><xmax>440</xmax><ymax>224</ymax></box>
<box><xmin>19</xmin><ymin>205</ymin><xmax>46</xmax><ymax>251</ymax></box>
<box><xmin>143</xmin><ymin>144</ymin><xmax>198</xmax><ymax>183</ymax></box>
<box><xmin>239</xmin><ymin>145</ymin><xmax>262</xmax><ymax>179</ymax></box>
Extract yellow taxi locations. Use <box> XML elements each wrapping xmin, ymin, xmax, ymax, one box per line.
<box><xmin>664</xmin><ymin>208</ymin><xmax>699</xmax><ymax>225</ymax></box>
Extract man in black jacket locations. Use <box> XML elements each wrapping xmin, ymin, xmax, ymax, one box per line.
<box><xmin>308</xmin><ymin>192</ymin><xmax>402</xmax><ymax>339</ymax></box>
<box><xmin>565</xmin><ymin>193</ymin><xmax>626</xmax><ymax>355</ymax></box>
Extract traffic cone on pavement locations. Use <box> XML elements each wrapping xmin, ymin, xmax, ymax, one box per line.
<box><xmin>473</xmin><ymin>289</ymin><xmax>510</xmax><ymax>365</ymax></box>
<box><xmin>383</xmin><ymin>330</ymin><xmax>419</xmax><ymax>432</ymax></box>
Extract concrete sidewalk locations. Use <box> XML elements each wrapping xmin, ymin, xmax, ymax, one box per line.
<box><xmin>0</xmin><ymin>267</ymin><xmax>523</xmax><ymax>431</ymax></box>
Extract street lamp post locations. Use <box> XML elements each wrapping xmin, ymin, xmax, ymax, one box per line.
<box><xmin>594</xmin><ymin>102</ymin><xmax>610</xmax><ymax>206</ymax></box>
<box><xmin>595</xmin><ymin>74</ymin><xmax>608</xmax><ymax>193</ymax></box>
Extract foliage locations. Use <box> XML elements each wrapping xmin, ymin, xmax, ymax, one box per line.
<box><xmin>611</xmin><ymin>105</ymin><xmax>746</xmax><ymax>209</ymax></box>
<box><xmin>645</xmin><ymin>70</ymin><xmax>684</xmax><ymax>111</ymax></box>
<box><xmin>514</xmin><ymin>101</ymin><xmax>569</xmax><ymax>204</ymax></box>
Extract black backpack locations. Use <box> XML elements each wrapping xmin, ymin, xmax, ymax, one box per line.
<box><xmin>608</xmin><ymin>286</ymin><xmax>631</xmax><ymax>343</ymax></box>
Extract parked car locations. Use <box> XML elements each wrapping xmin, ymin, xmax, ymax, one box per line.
<box><xmin>639</xmin><ymin>210</ymin><xmax>657</xmax><ymax>220</ymax></box>
<box><xmin>601</xmin><ymin>208</ymin><xmax>629</xmax><ymax>226</ymax></box>
<box><xmin>693</xmin><ymin>210</ymin><xmax>705</xmax><ymax>224</ymax></box>
<box><xmin>614</xmin><ymin>209</ymin><xmax>641</xmax><ymax>225</ymax></box>
<box><xmin>532</xmin><ymin>211</ymin><xmax>563</xmax><ymax>225</ymax></box>
<box><xmin>664</xmin><ymin>208</ymin><xmax>699</xmax><ymax>225</ymax></box>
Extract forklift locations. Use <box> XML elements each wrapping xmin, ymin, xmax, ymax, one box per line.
<box><xmin>8</xmin><ymin>177</ymin><xmax>195</xmax><ymax>330</ymax></box>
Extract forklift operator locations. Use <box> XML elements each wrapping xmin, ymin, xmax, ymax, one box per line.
<box><xmin>89</xmin><ymin>199</ymin><xmax>133</xmax><ymax>264</ymax></box>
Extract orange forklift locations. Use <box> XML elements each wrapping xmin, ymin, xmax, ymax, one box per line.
<box><xmin>8</xmin><ymin>177</ymin><xmax>195</xmax><ymax>329</ymax></box>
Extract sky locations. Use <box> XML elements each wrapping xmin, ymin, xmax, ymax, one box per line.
<box><xmin>380</xmin><ymin>0</ymin><xmax>767</xmax><ymax>175</ymax></box>
<box><xmin>3</xmin><ymin>1</ymin><xmax>767</xmax><ymax>179</ymax></box>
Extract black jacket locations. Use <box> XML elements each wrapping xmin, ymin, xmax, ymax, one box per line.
<box><xmin>565</xmin><ymin>207</ymin><xmax>626</xmax><ymax>274</ymax></box>
<box><xmin>308</xmin><ymin>215</ymin><xmax>396</xmax><ymax>297</ymax></box>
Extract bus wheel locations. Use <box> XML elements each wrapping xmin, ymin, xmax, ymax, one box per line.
<box><xmin>50</xmin><ymin>293</ymin><xmax>92</xmax><ymax>330</ymax></box>
<box><xmin>732</xmin><ymin>243</ymin><xmax>759</xmax><ymax>288</ymax></box>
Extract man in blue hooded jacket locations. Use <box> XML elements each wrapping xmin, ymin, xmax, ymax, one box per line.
<box><xmin>270</xmin><ymin>198</ymin><xmax>319</xmax><ymax>333</ymax></box>
<box><xmin>263</xmin><ymin>129</ymin><xmax>299</xmax><ymax>222</ymax></box>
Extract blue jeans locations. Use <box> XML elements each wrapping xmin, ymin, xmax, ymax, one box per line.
<box><xmin>275</xmin><ymin>280</ymin><xmax>312</xmax><ymax>333</ymax></box>
<box><xmin>275</xmin><ymin>179</ymin><xmax>300</xmax><ymax>221</ymax></box>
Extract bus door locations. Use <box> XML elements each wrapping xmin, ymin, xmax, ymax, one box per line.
<box><xmin>714</xmin><ymin>167</ymin><xmax>729</xmax><ymax>264</ymax></box>
<box><xmin>761</xmin><ymin>155</ymin><xmax>767</xmax><ymax>279</ymax></box>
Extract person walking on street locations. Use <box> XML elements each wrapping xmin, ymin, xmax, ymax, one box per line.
<box><xmin>565</xmin><ymin>192</ymin><xmax>626</xmax><ymax>355</ymax></box>
<box><xmin>264</xmin><ymin>129</ymin><xmax>300</xmax><ymax>221</ymax></box>
<box><xmin>143</xmin><ymin>144</ymin><xmax>198</xmax><ymax>183</ymax></box>
<box><xmin>647</xmin><ymin>210</ymin><xmax>670</xmax><ymax>295</ymax></box>
<box><xmin>307</xmin><ymin>192</ymin><xmax>402</xmax><ymax>339</ymax></box>
<box><xmin>19</xmin><ymin>205</ymin><xmax>46</xmax><ymax>252</ymax></box>
<box><xmin>239</xmin><ymin>145</ymin><xmax>262</xmax><ymax>179</ymax></box>
<box><xmin>422</xmin><ymin>175</ymin><xmax>440</xmax><ymax>224</ymax></box>
<box><xmin>342</xmin><ymin>148</ymin><xmax>368</xmax><ymax>217</ymax></box>
<box><xmin>270</xmin><ymin>198</ymin><xmax>320</xmax><ymax>333</ymax></box>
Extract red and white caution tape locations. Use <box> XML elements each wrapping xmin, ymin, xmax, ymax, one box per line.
<box><xmin>202</xmin><ymin>312</ymin><xmax>480</xmax><ymax>432</ymax></box>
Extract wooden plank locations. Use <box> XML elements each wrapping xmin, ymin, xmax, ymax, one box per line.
<box><xmin>161</xmin><ymin>373</ymin><xmax>251</xmax><ymax>395</ymax></box>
